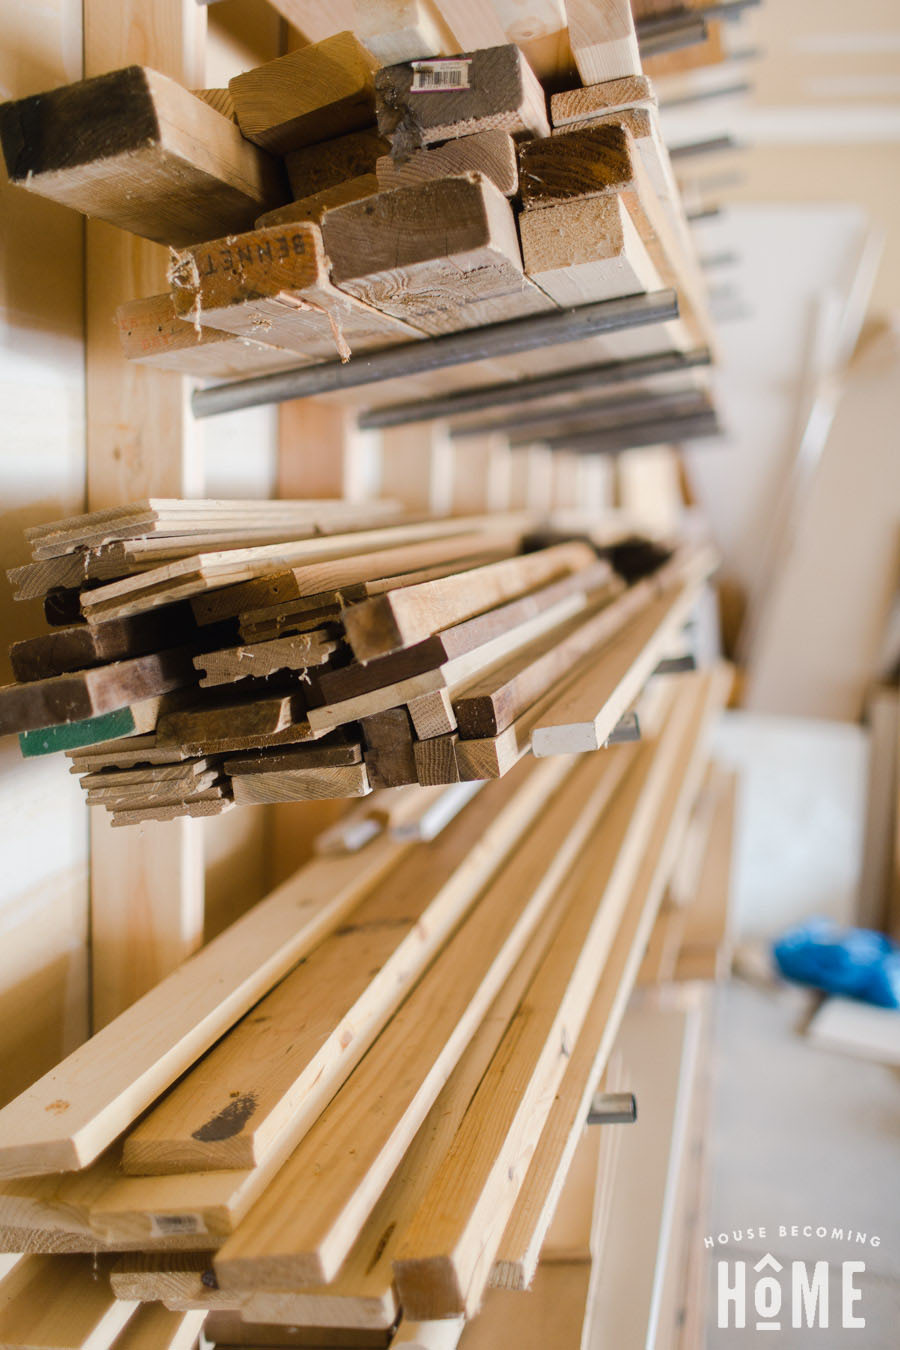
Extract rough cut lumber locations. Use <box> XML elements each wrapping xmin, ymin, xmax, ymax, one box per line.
<box><xmin>342</xmin><ymin>541</ymin><xmax>594</xmax><ymax>661</ymax></box>
<box><xmin>170</xmin><ymin>221</ymin><xmax>420</xmax><ymax>362</ymax></box>
<box><xmin>124</xmin><ymin>763</ymin><xmax>555</xmax><ymax>1177</ymax></box>
<box><xmin>232</xmin><ymin>763</ymin><xmax>372</xmax><ymax>805</ymax></box>
<box><xmin>10</xmin><ymin>608</ymin><xmax>196</xmax><ymax>683</ymax></box>
<box><xmin>491</xmin><ymin>671</ymin><xmax>725</xmax><ymax>1291</ymax></box>
<box><xmin>324</xmin><ymin>175</ymin><xmax>556</xmax><ymax>337</ymax></box>
<box><xmin>229</xmin><ymin>32</ymin><xmax>380</xmax><ymax>154</ymax></box>
<box><xmin>116</xmin><ymin>293</ymin><xmax>300</xmax><ymax>378</ymax></box>
<box><xmin>362</xmin><ymin>707</ymin><xmax>418</xmax><ymax>787</ymax></box>
<box><xmin>0</xmin><ymin>65</ymin><xmax>287</xmax><ymax>246</ymax></box>
<box><xmin>204</xmin><ymin>1313</ymin><xmax>391</xmax><ymax>1348</ymax></box>
<box><xmin>284</xmin><ymin>130</ymin><xmax>390</xmax><ymax>200</ymax></box>
<box><xmin>210</xmin><ymin>756</ymin><xmax>629</xmax><ymax>1290</ymax></box>
<box><xmin>531</xmin><ymin>552</ymin><xmax>714</xmax><ymax>755</ymax></box>
<box><xmin>550</xmin><ymin>75</ymin><xmax>655</xmax><ymax>127</ymax></box>
<box><xmin>564</xmin><ymin>0</ymin><xmax>641</xmax><ymax>85</ymax></box>
<box><xmin>518</xmin><ymin>123</ymin><xmax>636</xmax><ymax>210</ymax></box>
<box><xmin>0</xmin><ymin>835</ymin><xmax>406</xmax><ymax>1178</ymax></box>
<box><xmin>255</xmin><ymin>174</ymin><xmax>380</xmax><ymax>227</ymax></box>
<box><xmin>374</xmin><ymin>44</ymin><xmax>549</xmax><ymax>153</ymax></box>
<box><xmin>316</xmin><ymin>561</ymin><xmax>609</xmax><ymax>705</ymax></box>
<box><xmin>194</xmin><ymin>632</ymin><xmax>339</xmax><ymax>687</ymax></box>
<box><xmin>375</xmin><ymin>130</ymin><xmax>518</xmax><ymax>196</ymax></box>
<box><xmin>0</xmin><ymin>650</ymin><xmax>195</xmax><ymax>736</ymax></box>
<box><xmin>0</xmin><ymin>1254</ymin><xmax>137</xmax><ymax>1349</ymax></box>
<box><xmin>391</xmin><ymin>693</ymin><xmax>693</xmax><ymax>1318</ymax></box>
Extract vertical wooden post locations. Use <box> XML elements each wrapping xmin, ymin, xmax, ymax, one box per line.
<box><xmin>379</xmin><ymin>422</ymin><xmax>454</xmax><ymax>515</ymax></box>
<box><xmin>448</xmin><ymin>434</ymin><xmax>513</xmax><ymax>515</ymax></box>
<box><xmin>278</xmin><ymin>398</ymin><xmax>377</xmax><ymax>502</ymax></box>
<box><xmin>84</xmin><ymin>0</ymin><xmax>207</xmax><ymax>1028</ymax></box>
<box><xmin>509</xmin><ymin>443</ymin><xmax>554</xmax><ymax>511</ymax></box>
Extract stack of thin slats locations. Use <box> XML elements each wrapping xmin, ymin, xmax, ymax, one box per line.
<box><xmin>2</xmin><ymin>498</ymin><xmax>715</xmax><ymax>824</ymax></box>
<box><xmin>0</xmin><ymin>662</ymin><xmax>731</xmax><ymax>1350</ymax></box>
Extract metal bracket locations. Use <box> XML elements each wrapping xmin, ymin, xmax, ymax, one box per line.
<box><xmin>603</xmin><ymin>711</ymin><xmax>641</xmax><ymax>747</ymax></box>
<box><xmin>588</xmin><ymin>1092</ymin><xmax>638</xmax><ymax>1125</ymax></box>
<box><xmin>653</xmin><ymin>653</ymin><xmax>697</xmax><ymax>676</ymax></box>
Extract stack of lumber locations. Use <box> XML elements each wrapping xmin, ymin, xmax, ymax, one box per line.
<box><xmin>2</xmin><ymin>498</ymin><xmax>717</xmax><ymax>823</ymax></box>
<box><xmin>0</xmin><ymin>663</ymin><xmax>730</xmax><ymax>1350</ymax></box>
<box><xmin>0</xmin><ymin>17</ymin><xmax>718</xmax><ymax>445</ymax></box>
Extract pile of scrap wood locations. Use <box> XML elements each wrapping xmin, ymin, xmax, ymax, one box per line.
<box><xmin>0</xmin><ymin>19</ymin><xmax>717</xmax><ymax>442</ymax></box>
<box><xmin>1</xmin><ymin>499</ymin><xmax>716</xmax><ymax>823</ymax></box>
<box><xmin>0</xmin><ymin>663</ymin><xmax>731</xmax><ymax>1349</ymax></box>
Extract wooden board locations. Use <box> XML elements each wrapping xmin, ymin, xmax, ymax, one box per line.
<box><xmin>284</xmin><ymin>130</ymin><xmax>390</xmax><ymax>200</ymax></box>
<box><xmin>0</xmin><ymin>1254</ymin><xmax>137</xmax><ymax>1349</ymax></box>
<box><xmin>231</xmin><ymin>762</ymin><xmax>372</xmax><ymax>805</ymax></box>
<box><xmin>10</xmin><ymin>608</ymin><xmax>197</xmax><ymax>683</ymax></box>
<box><xmin>550</xmin><ymin>76</ymin><xmax>655</xmax><ymax>127</ymax></box>
<box><xmin>342</xmin><ymin>541</ymin><xmax>594</xmax><ymax>661</ymax></box>
<box><xmin>116</xmin><ymin>293</ymin><xmax>300</xmax><ymax>378</ymax></box>
<box><xmin>111</xmin><ymin>1303</ymin><xmax>207</xmax><ymax>1350</ymax></box>
<box><xmin>374</xmin><ymin>130</ymin><xmax>519</xmax><ymax>197</ymax></box>
<box><xmin>0</xmin><ymin>65</ymin><xmax>287</xmax><ymax>246</ymax></box>
<box><xmin>374</xmin><ymin>43</ymin><xmax>549</xmax><ymax>154</ymax></box>
<box><xmin>356</xmin><ymin>0</ymin><xmax>456</xmax><ymax>64</ymax></box>
<box><xmin>110</xmin><ymin>1250</ymin><xmax>236</xmax><ymax>1310</ymax></box>
<box><xmin>170</xmin><ymin>220</ymin><xmax>420</xmax><ymax>361</ymax></box>
<box><xmin>229</xmin><ymin>32</ymin><xmax>380</xmax><ymax>153</ymax></box>
<box><xmin>0</xmin><ymin>650</ymin><xmax>196</xmax><ymax>736</ymax></box>
<box><xmin>564</xmin><ymin>0</ymin><xmax>641</xmax><ymax>86</ymax></box>
<box><xmin>123</xmin><ymin>762</ymin><xmax>557</xmax><ymax>1177</ymax></box>
<box><xmin>362</xmin><ymin>707</ymin><xmax>418</xmax><ymax>787</ymax></box>
<box><xmin>195</xmin><ymin>632</ymin><xmax>339</xmax><ymax>686</ymax></box>
<box><xmin>255</xmin><ymin>173</ymin><xmax>380</xmax><ymax>227</ymax></box>
<box><xmin>0</xmin><ymin>835</ymin><xmax>406</xmax><ymax>1177</ymax></box>
<box><xmin>323</xmin><ymin>175</ymin><xmax>556</xmax><ymax>337</ymax></box>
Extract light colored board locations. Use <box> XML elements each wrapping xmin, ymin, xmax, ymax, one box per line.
<box><xmin>374</xmin><ymin>130</ymin><xmax>519</xmax><ymax>197</ymax></box>
<box><xmin>458</xmin><ymin>1261</ymin><xmax>590</xmax><ymax>1350</ymax></box>
<box><xmin>492</xmin><ymin>670</ymin><xmax>727</xmax><ymax>1291</ymax></box>
<box><xmin>447</xmin><ymin>435</ymin><xmax>512</xmax><ymax>515</ymax></box>
<box><xmin>550</xmin><ymin>76</ymin><xmax>655</xmax><ymax>127</ymax></box>
<box><xmin>806</xmin><ymin>997</ymin><xmax>900</xmax><ymax>1068</ymax></box>
<box><xmin>238</xmin><ymin>761</ymin><xmax>618</xmax><ymax>1331</ymax></box>
<box><xmin>531</xmin><ymin>550</ymin><xmax>714</xmax><ymax>755</ymax></box>
<box><xmin>111</xmin><ymin>1251</ymin><xmax>236</xmax><ymax>1310</ymax></box>
<box><xmin>676</xmin><ymin>763</ymin><xmax>737</xmax><ymax>975</ymax></box>
<box><xmin>379</xmin><ymin>422</ymin><xmax>453</xmax><ymax>516</ymax></box>
<box><xmin>211</xmin><ymin>755</ymin><xmax>627</xmax><ymax>1290</ymax></box>
<box><xmin>229</xmin><ymin>32</ymin><xmax>380</xmax><ymax>154</ymax></box>
<box><xmin>109</xmin><ymin>1303</ymin><xmax>206</xmax><ymax>1350</ymax></box>
<box><xmin>428</xmin><ymin>2</ymin><xmax>506</xmax><ymax>50</ymax></box>
<box><xmin>0</xmin><ymin>66</ymin><xmax>286</xmax><ymax>246</ymax></box>
<box><xmin>255</xmin><ymin>173</ymin><xmax>379</xmax><ymax>227</ymax></box>
<box><xmin>564</xmin><ymin>0</ymin><xmax>641</xmax><ymax>85</ymax></box>
<box><xmin>539</xmin><ymin>1115</ymin><xmax>605</xmax><ymax>1265</ymax></box>
<box><xmin>342</xmin><ymin>540</ymin><xmax>594</xmax><ymax>661</ymax></box>
<box><xmin>324</xmin><ymin>175</ymin><xmax>556</xmax><ymax>337</ymax></box>
<box><xmin>408</xmin><ymin>687</ymin><xmax>457</xmax><ymax>739</ymax></box>
<box><xmin>231</xmin><ymin>762</ymin><xmax>372</xmax><ymax>804</ymax></box>
<box><xmin>116</xmin><ymin>293</ymin><xmax>300</xmax><ymax>378</ymax></box>
<box><xmin>356</xmin><ymin>0</ymin><xmax>455</xmax><ymax>64</ymax></box>
<box><xmin>392</xmin><ymin>683</ymin><xmax>698</xmax><ymax>1318</ymax></box>
<box><xmin>170</xmin><ymin>221</ymin><xmax>420</xmax><ymax>361</ymax></box>
<box><xmin>0</xmin><ymin>836</ymin><xmax>406</xmax><ymax>1177</ymax></box>
<box><xmin>0</xmin><ymin>1254</ymin><xmax>137</xmax><ymax>1349</ymax></box>
<box><xmin>393</xmin><ymin>1318</ymin><xmax>466</xmax><ymax>1350</ymax></box>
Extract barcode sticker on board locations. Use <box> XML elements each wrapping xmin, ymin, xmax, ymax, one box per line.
<box><xmin>149</xmin><ymin>1213</ymin><xmax>207</xmax><ymax>1237</ymax></box>
<box><xmin>411</xmin><ymin>59</ymin><xmax>472</xmax><ymax>92</ymax></box>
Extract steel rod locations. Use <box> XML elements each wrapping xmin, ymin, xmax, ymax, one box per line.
<box><xmin>547</xmin><ymin>409</ymin><xmax>721</xmax><ymax>455</ymax></box>
<box><xmin>467</xmin><ymin>390</ymin><xmax>713</xmax><ymax>442</ymax></box>
<box><xmin>190</xmin><ymin>291</ymin><xmax>679</xmax><ymax>419</ymax></box>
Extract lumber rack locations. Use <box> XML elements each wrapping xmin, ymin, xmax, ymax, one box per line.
<box><xmin>190</xmin><ymin>291</ymin><xmax>680</xmax><ymax>419</ymax></box>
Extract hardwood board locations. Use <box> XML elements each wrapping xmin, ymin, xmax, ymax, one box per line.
<box><xmin>342</xmin><ymin>541</ymin><xmax>594</xmax><ymax>661</ymax></box>
<box><xmin>0</xmin><ymin>836</ymin><xmax>406</xmax><ymax>1177</ymax></box>
<box><xmin>391</xmin><ymin>688</ymin><xmax>696</xmax><ymax>1318</ymax></box>
<box><xmin>324</xmin><ymin>175</ymin><xmax>556</xmax><ymax>337</ymax></box>
<box><xmin>374</xmin><ymin>130</ymin><xmax>518</xmax><ymax>197</ymax></box>
<box><xmin>0</xmin><ymin>650</ymin><xmax>196</xmax><ymax>736</ymax></box>
<box><xmin>231</xmin><ymin>763</ymin><xmax>372</xmax><ymax>804</ymax></box>
<box><xmin>171</xmin><ymin>220</ymin><xmax>420</xmax><ymax>361</ymax></box>
<box><xmin>414</xmin><ymin>733</ymin><xmax>461</xmax><ymax>785</ymax></box>
<box><xmin>362</xmin><ymin>707</ymin><xmax>418</xmax><ymax>787</ymax></box>
<box><xmin>10</xmin><ymin>607</ymin><xmax>196</xmax><ymax>683</ymax></box>
<box><xmin>408</xmin><ymin>687</ymin><xmax>457</xmax><ymax>738</ymax></box>
<box><xmin>229</xmin><ymin>32</ymin><xmax>380</xmax><ymax>153</ymax></box>
<box><xmin>211</xmin><ymin>754</ymin><xmax>615</xmax><ymax>1289</ymax></box>
<box><xmin>124</xmin><ymin>763</ymin><xmax>555</xmax><ymax>1177</ymax></box>
<box><xmin>0</xmin><ymin>65</ymin><xmax>286</xmax><ymax>246</ymax></box>
<box><xmin>18</xmin><ymin>696</ymin><xmax>182</xmax><ymax>759</ymax></box>
<box><xmin>374</xmin><ymin>43</ymin><xmax>549</xmax><ymax>153</ymax></box>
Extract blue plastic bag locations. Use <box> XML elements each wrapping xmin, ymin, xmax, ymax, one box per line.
<box><xmin>773</xmin><ymin>918</ymin><xmax>900</xmax><ymax>1009</ymax></box>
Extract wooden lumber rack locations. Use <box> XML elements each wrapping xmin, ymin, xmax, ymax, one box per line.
<box><xmin>0</xmin><ymin>2</ymin><xmax>747</xmax><ymax>1347</ymax></box>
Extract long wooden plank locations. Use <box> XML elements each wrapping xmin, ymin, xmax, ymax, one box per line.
<box><xmin>116</xmin><ymin>292</ymin><xmax>302</xmax><ymax>377</ymax></box>
<box><xmin>123</xmin><ymin>759</ymin><xmax>570</xmax><ymax>1176</ymax></box>
<box><xmin>195</xmin><ymin>632</ymin><xmax>339</xmax><ymax>686</ymax></box>
<box><xmin>171</xmin><ymin>221</ymin><xmax>420</xmax><ymax>360</ymax></box>
<box><xmin>110</xmin><ymin>1251</ymin><xmax>236</xmax><ymax>1310</ymax></box>
<box><xmin>229</xmin><ymin>32</ymin><xmax>380</xmax><ymax>153</ymax></box>
<box><xmin>564</xmin><ymin>0</ymin><xmax>641</xmax><ymax>85</ymax></box>
<box><xmin>391</xmin><ymin>683</ymin><xmax>697</xmax><ymax>1318</ymax></box>
<box><xmin>0</xmin><ymin>66</ymin><xmax>286</xmax><ymax>246</ymax></box>
<box><xmin>10</xmin><ymin>607</ymin><xmax>196</xmax><ymax>682</ymax></box>
<box><xmin>111</xmin><ymin>1303</ymin><xmax>207</xmax><ymax>1350</ymax></box>
<box><xmin>375</xmin><ymin>130</ymin><xmax>519</xmax><ymax>197</ymax></box>
<box><xmin>374</xmin><ymin>43</ymin><xmax>549</xmax><ymax>153</ymax></box>
<box><xmin>211</xmin><ymin>751</ymin><xmax>635</xmax><ymax>1292</ymax></box>
<box><xmin>0</xmin><ymin>650</ymin><xmax>195</xmax><ymax>736</ymax></box>
<box><xmin>0</xmin><ymin>1255</ymin><xmax>137</xmax><ymax>1349</ymax></box>
<box><xmin>342</xmin><ymin>541</ymin><xmax>595</xmax><ymax>661</ymax></box>
<box><xmin>323</xmin><ymin>175</ymin><xmax>556</xmax><ymax>337</ymax></box>
<box><xmin>491</xmin><ymin>670</ymin><xmax>726</xmax><ymax>1291</ymax></box>
<box><xmin>283</xmin><ymin>130</ymin><xmax>390</xmax><ymax>200</ymax></box>
<box><xmin>0</xmin><ymin>837</ymin><xmax>407</xmax><ymax>1178</ymax></box>
<box><xmin>531</xmin><ymin>551</ymin><xmax>715</xmax><ymax>755</ymax></box>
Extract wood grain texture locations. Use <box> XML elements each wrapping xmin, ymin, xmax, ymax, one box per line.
<box><xmin>116</xmin><ymin>293</ymin><xmax>300</xmax><ymax>377</ymax></box>
<box><xmin>0</xmin><ymin>65</ymin><xmax>287</xmax><ymax>245</ymax></box>
<box><xmin>374</xmin><ymin>43</ymin><xmax>549</xmax><ymax>153</ymax></box>
<box><xmin>356</xmin><ymin>0</ymin><xmax>456</xmax><ymax>64</ymax></box>
<box><xmin>10</xmin><ymin>608</ymin><xmax>196</xmax><ymax>683</ymax></box>
<box><xmin>230</xmin><ymin>31</ymin><xmax>380</xmax><ymax>153</ymax></box>
<box><xmin>231</xmin><ymin>762</ymin><xmax>372</xmax><ymax>804</ymax></box>
<box><xmin>518</xmin><ymin>123</ymin><xmax>635</xmax><ymax>210</ymax></box>
<box><xmin>0</xmin><ymin>650</ymin><xmax>195</xmax><ymax>736</ymax></box>
<box><xmin>375</xmin><ymin>130</ymin><xmax>519</xmax><ymax>197</ymax></box>
<box><xmin>0</xmin><ymin>836</ymin><xmax>405</xmax><ymax>1177</ymax></box>
<box><xmin>255</xmin><ymin>173</ymin><xmax>380</xmax><ymax>227</ymax></box>
<box><xmin>170</xmin><ymin>220</ymin><xmax>420</xmax><ymax>361</ymax></box>
<box><xmin>284</xmin><ymin>130</ymin><xmax>390</xmax><ymax>200</ymax></box>
<box><xmin>550</xmin><ymin>76</ymin><xmax>655</xmax><ymax>127</ymax></box>
<box><xmin>0</xmin><ymin>1254</ymin><xmax>137</xmax><ymax>1349</ymax></box>
<box><xmin>194</xmin><ymin>632</ymin><xmax>339</xmax><ymax>686</ymax></box>
<box><xmin>564</xmin><ymin>0</ymin><xmax>641</xmax><ymax>84</ymax></box>
<box><xmin>324</xmin><ymin>174</ymin><xmax>556</xmax><ymax>336</ymax></box>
